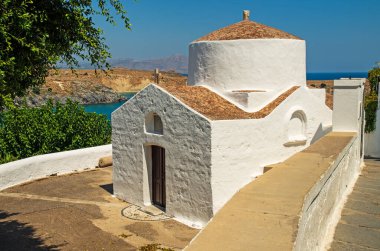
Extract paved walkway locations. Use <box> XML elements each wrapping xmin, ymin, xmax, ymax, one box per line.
<box><xmin>186</xmin><ymin>132</ymin><xmax>356</xmax><ymax>251</ymax></box>
<box><xmin>330</xmin><ymin>160</ymin><xmax>380</xmax><ymax>251</ymax></box>
<box><xmin>0</xmin><ymin>167</ymin><xmax>198</xmax><ymax>251</ymax></box>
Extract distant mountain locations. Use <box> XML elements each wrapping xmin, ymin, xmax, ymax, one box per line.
<box><xmin>109</xmin><ymin>54</ymin><xmax>188</xmax><ymax>74</ymax></box>
<box><xmin>56</xmin><ymin>54</ymin><xmax>189</xmax><ymax>74</ymax></box>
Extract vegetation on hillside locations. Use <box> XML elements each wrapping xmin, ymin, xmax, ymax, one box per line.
<box><xmin>0</xmin><ymin>100</ymin><xmax>111</xmax><ymax>164</ymax></box>
<box><xmin>0</xmin><ymin>0</ymin><xmax>131</xmax><ymax>107</ymax></box>
<box><xmin>364</xmin><ymin>63</ymin><xmax>380</xmax><ymax>133</ymax></box>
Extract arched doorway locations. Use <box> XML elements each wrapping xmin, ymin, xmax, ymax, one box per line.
<box><xmin>152</xmin><ymin>146</ymin><xmax>166</xmax><ymax>208</ymax></box>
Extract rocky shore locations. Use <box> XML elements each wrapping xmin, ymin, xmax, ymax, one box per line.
<box><xmin>14</xmin><ymin>80</ymin><xmax>127</xmax><ymax>107</ymax></box>
<box><xmin>15</xmin><ymin>81</ymin><xmax>126</xmax><ymax>107</ymax></box>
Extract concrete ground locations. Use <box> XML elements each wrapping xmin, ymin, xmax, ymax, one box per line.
<box><xmin>330</xmin><ymin>159</ymin><xmax>380</xmax><ymax>251</ymax></box>
<box><xmin>0</xmin><ymin>167</ymin><xmax>198</xmax><ymax>251</ymax></box>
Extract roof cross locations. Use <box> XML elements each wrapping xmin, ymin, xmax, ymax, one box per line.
<box><xmin>243</xmin><ymin>10</ymin><xmax>250</xmax><ymax>21</ymax></box>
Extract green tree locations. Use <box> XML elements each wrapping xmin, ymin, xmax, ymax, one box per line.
<box><xmin>365</xmin><ymin>65</ymin><xmax>380</xmax><ymax>133</ymax></box>
<box><xmin>0</xmin><ymin>0</ymin><xmax>130</xmax><ymax>105</ymax></box>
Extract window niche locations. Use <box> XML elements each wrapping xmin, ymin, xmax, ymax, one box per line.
<box><xmin>145</xmin><ymin>112</ymin><xmax>164</xmax><ymax>135</ymax></box>
<box><xmin>284</xmin><ymin>110</ymin><xmax>307</xmax><ymax>147</ymax></box>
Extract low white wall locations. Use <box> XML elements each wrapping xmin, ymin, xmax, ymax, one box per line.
<box><xmin>0</xmin><ymin>144</ymin><xmax>112</xmax><ymax>191</ymax></box>
<box><xmin>294</xmin><ymin>135</ymin><xmax>362</xmax><ymax>251</ymax></box>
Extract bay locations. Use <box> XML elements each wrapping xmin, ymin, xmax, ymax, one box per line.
<box><xmin>83</xmin><ymin>92</ymin><xmax>136</xmax><ymax>120</ymax></box>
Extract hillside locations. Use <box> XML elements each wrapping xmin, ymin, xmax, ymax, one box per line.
<box><xmin>16</xmin><ymin>68</ymin><xmax>187</xmax><ymax>107</ymax></box>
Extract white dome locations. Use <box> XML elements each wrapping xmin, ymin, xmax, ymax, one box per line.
<box><xmin>188</xmin><ymin>20</ymin><xmax>306</xmax><ymax>92</ymax></box>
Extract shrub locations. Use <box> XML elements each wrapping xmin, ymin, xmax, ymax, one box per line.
<box><xmin>0</xmin><ymin>99</ymin><xmax>111</xmax><ymax>164</ymax></box>
<box><xmin>365</xmin><ymin>92</ymin><xmax>378</xmax><ymax>133</ymax></box>
<box><xmin>365</xmin><ymin>68</ymin><xmax>380</xmax><ymax>133</ymax></box>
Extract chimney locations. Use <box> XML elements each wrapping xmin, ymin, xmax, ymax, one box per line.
<box><xmin>243</xmin><ymin>10</ymin><xmax>250</xmax><ymax>21</ymax></box>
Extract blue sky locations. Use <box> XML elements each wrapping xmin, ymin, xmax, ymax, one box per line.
<box><xmin>94</xmin><ymin>0</ymin><xmax>379</xmax><ymax>72</ymax></box>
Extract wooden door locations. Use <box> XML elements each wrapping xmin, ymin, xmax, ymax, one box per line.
<box><xmin>152</xmin><ymin>146</ymin><xmax>166</xmax><ymax>208</ymax></box>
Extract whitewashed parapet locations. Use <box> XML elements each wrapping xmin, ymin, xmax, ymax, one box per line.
<box><xmin>0</xmin><ymin>144</ymin><xmax>112</xmax><ymax>191</ymax></box>
<box><xmin>294</xmin><ymin>134</ymin><xmax>362</xmax><ymax>250</ymax></box>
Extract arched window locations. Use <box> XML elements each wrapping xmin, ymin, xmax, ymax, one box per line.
<box><xmin>287</xmin><ymin>110</ymin><xmax>307</xmax><ymax>143</ymax></box>
<box><xmin>145</xmin><ymin>112</ymin><xmax>163</xmax><ymax>135</ymax></box>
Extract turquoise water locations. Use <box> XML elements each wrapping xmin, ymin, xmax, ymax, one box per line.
<box><xmin>83</xmin><ymin>92</ymin><xmax>136</xmax><ymax>120</ymax></box>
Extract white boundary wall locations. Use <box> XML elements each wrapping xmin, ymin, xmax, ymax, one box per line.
<box><xmin>0</xmin><ymin>144</ymin><xmax>111</xmax><ymax>191</ymax></box>
<box><xmin>294</xmin><ymin>135</ymin><xmax>362</xmax><ymax>251</ymax></box>
<box><xmin>296</xmin><ymin>78</ymin><xmax>365</xmax><ymax>250</ymax></box>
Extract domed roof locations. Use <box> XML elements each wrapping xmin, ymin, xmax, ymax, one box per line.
<box><xmin>196</xmin><ymin>20</ymin><xmax>301</xmax><ymax>42</ymax></box>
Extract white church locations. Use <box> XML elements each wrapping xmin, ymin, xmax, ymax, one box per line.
<box><xmin>112</xmin><ymin>11</ymin><xmax>332</xmax><ymax>228</ymax></box>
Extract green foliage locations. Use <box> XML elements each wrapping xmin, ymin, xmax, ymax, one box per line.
<box><xmin>0</xmin><ymin>0</ymin><xmax>131</xmax><ymax>101</ymax></box>
<box><xmin>365</xmin><ymin>92</ymin><xmax>378</xmax><ymax>133</ymax></box>
<box><xmin>364</xmin><ymin>67</ymin><xmax>380</xmax><ymax>133</ymax></box>
<box><xmin>368</xmin><ymin>68</ymin><xmax>380</xmax><ymax>90</ymax></box>
<box><xmin>0</xmin><ymin>100</ymin><xmax>111</xmax><ymax>164</ymax></box>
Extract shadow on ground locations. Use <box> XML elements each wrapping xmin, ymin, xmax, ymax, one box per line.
<box><xmin>100</xmin><ymin>183</ymin><xmax>113</xmax><ymax>195</ymax></box>
<box><xmin>0</xmin><ymin>210</ymin><xmax>62</xmax><ymax>251</ymax></box>
<box><xmin>364</xmin><ymin>156</ymin><xmax>380</xmax><ymax>161</ymax></box>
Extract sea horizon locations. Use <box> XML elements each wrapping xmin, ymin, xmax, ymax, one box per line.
<box><xmin>181</xmin><ymin>72</ymin><xmax>367</xmax><ymax>80</ymax></box>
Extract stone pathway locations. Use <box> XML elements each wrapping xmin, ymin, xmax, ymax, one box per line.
<box><xmin>0</xmin><ymin>167</ymin><xmax>198</xmax><ymax>251</ymax></box>
<box><xmin>330</xmin><ymin>159</ymin><xmax>380</xmax><ymax>251</ymax></box>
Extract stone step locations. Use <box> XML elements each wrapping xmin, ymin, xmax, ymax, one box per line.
<box><xmin>333</xmin><ymin>223</ymin><xmax>380</xmax><ymax>250</ymax></box>
<box><xmin>344</xmin><ymin>198</ymin><xmax>380</xmax><ymax>215</ymax></box>
<box><xmin>330</xmin><ymin>240</ymin><xmax>378</xmax><ymax>251</ymax></box>
<box><xmin>349</xmin><ymin>190</ymin><xmax>380</xmax><ymax>203</ymax></box>
<box><xmin>339</xmin><ymin>208</ymin><xmax>380</xmax><ymax>229</ymax></box>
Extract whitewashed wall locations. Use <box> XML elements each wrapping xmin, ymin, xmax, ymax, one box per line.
<box><xmin>188</xmin><ymin>39</ymin><xmax>306</xmax><ymax>92</ymax></box>
<box><xmin>294</xmin><ymin>134</ymin><xmax>362</xmax><ymax>251</ymax></box>
<box><xmin>112</xmin><ymin>84</ymin><xmax>213</xmax><ymax>228</ymax></box>
<box><xmin>333</xmin><ymin>79</ymin><xmax>365</xmax><ymax>132</ymax></box>
<box><xmin>210</xmin><ymin>87</ymin><xmax>332</xmax><ymax>213</ymax></box>
<box><xmin>0</xmin><ymin>144</ymin><xmax>112</xmax><ymax>191</ymax></box>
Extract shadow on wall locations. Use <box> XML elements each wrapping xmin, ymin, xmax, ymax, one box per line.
<box><xmin>310</xmin><ymin>123</ymin><xmax>333</xmax><ymax>145</ymax></box>
<box><xmin>0</xmin><ymin>211</ymin><xmax>62</xmax><ymax>251</ymax></box>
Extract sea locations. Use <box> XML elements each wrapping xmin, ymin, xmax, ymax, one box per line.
<box><xmin>84</xmin><ymin>92</ymin><xmax>136</xmax><ymax>120</ymax></box>
<box><xmin>84</xmin><ymin>72</ymin><xmax>367</xmax><ymax>120</ymax></box>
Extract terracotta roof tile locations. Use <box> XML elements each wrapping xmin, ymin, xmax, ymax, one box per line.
<box><xmin>196</xmin><ymin>20</ymin><xmax>301</xmax><ymax>42</ymax></box>
<box><xmin>158</xmin><ymin>84</ymin><xmax>299</xmax><ymax>120</ymax></box>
